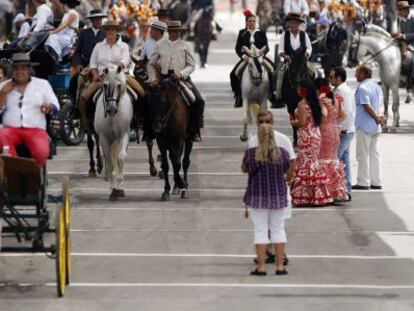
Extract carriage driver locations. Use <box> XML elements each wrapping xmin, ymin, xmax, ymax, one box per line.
<box><xmin>0</xmin><ymin>53</ymin><xmax>59</xmax><ymax>167</ymax></box>
<box><xmin>80</xmin><ymin>20</ymin><xmax>145</xmax><ymax>130</ymax></box>
<box><xmin>148</xmin><ymin>20</ymin><xmax>205</xmax><ymax>142</ymax></box>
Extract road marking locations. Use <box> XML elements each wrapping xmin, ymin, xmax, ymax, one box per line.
<box><xmin>0</xmin><ymin>253</ymin><xmax>411</xmax><ymax>260</ymax></box>
<box><xmin>48</xmin><ymin>172</ymin><xmax>246</xmax><ymax>176</ymax></box>
<box><xmin>56</xmin><ymin>146</ymin><xmax>245</xmax><ymax>150</ymax></box>
<box><xmin>1</xmin><ymin>282</ymin><xmax>414</xmax><ymax>290</ymax></box>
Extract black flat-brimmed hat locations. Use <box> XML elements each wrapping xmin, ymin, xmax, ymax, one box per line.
<box><xmin>100</xmin><ymin>20</ymin><xmax>124</xmax><ymax>32</ymax></box>
<box><xmin>86</xmin><ymin>9</ymin><xmax>108</xmax><ymax>19</ymax></box>
<box><xmin>156</xmin><ymin>9</ymin><xmax>170</xmax><ymax>17</ymax></box>
<box><xmin>285</xmin><ymin>13</ymin><xmax>306</xmax><ymax>23</ymax></box>
<box><xmin>167</xmin><ymin>20</ymin><xmax>183</xmax><ymax>30</ymax></box>
<box><xmin>60</xmin><ymin>0</ymin><xmax>81</xmax><ymax>6</ymax></box>
<box><xmin>11</xmin><ymin>53</ymin><xmax>39</xmax><ymax>66</ymax></box>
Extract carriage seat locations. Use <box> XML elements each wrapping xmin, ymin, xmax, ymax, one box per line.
<box><xmin>1</xmin><ymin>156</ymin><xmax>43</xmax><ymax>206</ymax></box>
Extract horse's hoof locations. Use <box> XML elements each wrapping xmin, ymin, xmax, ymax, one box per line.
<box><xmin>180</xmin><ymin>189</ymin><xmax>189</xmax><ymax>199</ymax></box>
<box><xmin>161</xmin><ymin>192</ymin><xmax>170</xmax><ymax>201</ymax></box>
<box><xmin>390</xmin><ymin>127</ymin><xmax>397</xmax><ymax>133</ymax></box>
<box><xmin>382</xmin><ymin>127</ymin><xmax>389</xmax><ymax>133</ymax></box>
<box><xmin>240</xmin><ymin>134</ymin><xmax>248</xmax><ymax>142</ymax></box>
<box><xmin>109</xmin><ymin>188</ymin><xmax>125</xmax><ymax>200</ymax></box>
<box><xmin>88</xmin><ymin>170</ymin><xmax>97</xmax><ymax>178</ymax></box>
<box><xmin>172</xmin><ymin>188</ymin><xmax>180</xmax><ymax>195</ymax></box>
<box><xmin>158</xmin><ymin>171</ymin><xmax>164</xmax><ymax>179</ymax></box>
<box><xmin>150</xmin><ymin>167</ymin><xmax>158</xmax><ymax>177</ymax></box>
<box><xmin>405</xmin><ymin>97</ymin><xmax>412</xmax><ymax>104</ymax></box>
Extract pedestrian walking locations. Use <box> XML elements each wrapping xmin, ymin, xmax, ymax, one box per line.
<box><xmin>290</xmin><ymin>80</ymin><xmax>333</xmax><ymax>206</ymax></box>
<box><xmin>330</xmin><ymin>67</ymin><xmax>356</xmax><ymax>200</ymax></box>
<box><xmin>242</xmin><ymin>121</ymin><xmax>294</xmax><ymax>276</ymax></box>
<box><xmin>247</xmin><ymin>111</ymin><xmax>296</xmax><ymax>266</ymax></box>
<box><xmin>352</xmin><ymin>64</ymin><xmax>384</xmax><ymax>190</ymax></box>
<box><xmin>315</xmin><ymin>77</ymin><xmax>347</xmax><ymax>202</ymax></box>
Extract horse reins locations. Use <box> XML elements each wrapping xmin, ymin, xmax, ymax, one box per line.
<box><xmin>102</xmin><ymin>83</ymin><xmax>121</xmax><ymax>118</ymax></box>
<box><xmin>352</xmin><ymin>30</ymin><xmax>396</xmax><ymax>65</ymax></box>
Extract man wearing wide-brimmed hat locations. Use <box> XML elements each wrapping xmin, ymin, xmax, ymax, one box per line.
<box><xmin>72</xmin><ymin>9</ymin><xmax>107</xmax><ymax>72</ymax></box>
<box><xmin>138</xmin><ymin>20</ymin><xmax>168</xmax><ymax>62</ymax></box>
<box><xmin>148</xmin><ymin>20</ymin><xmax>205</xmax><ymax>141</ymax></box>
<box><xmin>0</xmin><ymin>53</ymin><xmax>59</xmax><ymax>167</ymax></box>
<box><xmin>155</xmin><ymin>8</ymin><xmax>171</xmax><ymax>39</ymax></box>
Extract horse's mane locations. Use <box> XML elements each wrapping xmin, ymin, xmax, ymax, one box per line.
<box><xmin>363</xmin><ymin>24</ymin><xmax>392</xmax><ymax>39</ymax></box>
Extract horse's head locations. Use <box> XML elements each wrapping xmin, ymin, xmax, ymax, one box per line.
<box><xmin>102</xmin><ymin>66</ymin><xmax>127</xmax><ymax>117</ymax></box>
<box><xmin>242</xmin><ymin>45</ymin><xmax>266</xmax><ymax>84</ymax></box>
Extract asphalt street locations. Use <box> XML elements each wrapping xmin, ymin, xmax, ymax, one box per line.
<box><xmin>1</xmin><ymin>9</ymin><xmax>414</xmax><ymax>311</ymax></box>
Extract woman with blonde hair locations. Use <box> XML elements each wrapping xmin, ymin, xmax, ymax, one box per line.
<box><xmin>242</xmin><ymin>123</ymin><xmax>294</xmax><ymax>276</ymax></box>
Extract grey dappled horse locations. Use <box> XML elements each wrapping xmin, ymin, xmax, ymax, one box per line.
<box><xmin>240</xmin><ymin>45</ymin><xmax>269</xmax><ymax>141</ymax></box>
<box><xmin>94</xmin><ymin>67</ymin><xmax>134</xmax><ymax>200</ymax></box>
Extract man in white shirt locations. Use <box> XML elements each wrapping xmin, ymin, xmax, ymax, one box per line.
<box><xmin>330</xmin><ymin>67</ymin><xmax>355</xmax><ymax>200</ymax></box>
<box><xmin>283</xmin><ymin>0</ymin><xmax>310</xmax><ymax>17</ymax></box>
<box><xmin>0</xmin><ymin>53</ymin><xmax>59</xmax><ymax>167</ymax></box>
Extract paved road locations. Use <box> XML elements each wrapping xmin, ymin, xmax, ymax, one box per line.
<box><xmin>1</xmin><ymin>10</ymin><xmax>414</xmax><ymax>311</ymax></box>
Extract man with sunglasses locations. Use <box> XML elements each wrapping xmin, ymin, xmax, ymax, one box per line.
<box><xmin>0</xmin><ymin>53</ymin><xmax>59</xmax><ymax>167</ymax></box>
<box><xmin>329</xmin><ymin>67</ymin><xmax>355</xmax><ymax>201</ymax></box>
<box><xmin>247</xmin><ymin>111</ymin><xmax>295</xmax><ymax>266</ymax></box>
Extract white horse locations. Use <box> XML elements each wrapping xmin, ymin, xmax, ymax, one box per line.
<box><xmin>240</xmin><ymin>44</ymin><xmax>269</xmax><ymax>141</ymax></box>
<box><xmin>94</xmin><ymin>67</ymin><xmax>134</xmax><ymax>200</ymax></box>
<box><xmin>351</xmin><ymin>24</ymin><xmax>401</xmax><ymax>132</ymax></box>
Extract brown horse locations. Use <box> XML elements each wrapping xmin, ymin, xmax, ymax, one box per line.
<box><xmin>153</xmin><ymin>78</ymin><xmax>193</xmax><ymax>201</ymax></box>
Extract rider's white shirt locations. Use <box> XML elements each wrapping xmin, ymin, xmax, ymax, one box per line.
<box><xmin>142</xmin><ymin>37</ymin><xmax>157</xmax><ymax>60</ymax></box>
<box><xmin>334</xmin><ymin>82</ymin><xmax>356</xmax><ymax>133</ymax></box>
<box><xmin>89</xmin><ymin>36</ymin><xmax>130</xmax><ymax>75</ymax></box>
<box><xmin>0</xmin><ymin>77</ymin><xmax>59</xmax><ymax>130</ymax></box>
<box><xmin>18</xmin><ymin>22</ymin><xmax>31</xmax><ymax>38</ymax></box>
<box><xmin>32</xmin><ymin>4</ymin><xmax>53</xmax><ymax>32</ymax></box>
<box><xmin>278</xmin><ymin>31</ymin><xmax>312</xmax><ymax>58</ymax></box>
<box><xmin>283</xmin><ymin>0</ymin><xmax>309</xmax><ymax>16</ymax></box>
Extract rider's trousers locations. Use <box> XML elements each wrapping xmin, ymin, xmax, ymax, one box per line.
<box><xmin>0</xmin><ymin>127</ymin><xmax>50</xmax><ymax>167</ymax></box>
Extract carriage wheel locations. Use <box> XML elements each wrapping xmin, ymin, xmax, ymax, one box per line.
<box><xmin>59</xmin><ymin>96</ymin><xmax>86</xmax><ymax>146</ymax></box>
<box><xmin>55</xmin><ymin>206</ymin><xmax>67</xmax><ymax>297</ymax></box>
<box><xmin>63</xmin><ymin>178</ymin><xmax>71</xmax><ymax>285</ymax></box>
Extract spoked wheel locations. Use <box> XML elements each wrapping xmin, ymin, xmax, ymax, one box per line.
<box><xmin>59</xmin><ymin>96</ymin><xmax>85</xmax><ymax>146</ymax></box>
<box><xmin>55</xmin><ymin>205</ymin><xmax>67</xmax><ymax>297</ymax></box>
<box><xmin>63</xmin><ymin>177</ymin><xmax>71</xmax><ymax>285</ymax></box>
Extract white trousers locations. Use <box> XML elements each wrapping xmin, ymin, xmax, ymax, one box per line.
<box><xmin>356</xmin><ymin>128</ymin><xmax>381</xmax><ymax>187</ymax></box>
<box><xmin>251</xmin><ymin>208</ymin><xmax>287</xmax><ymax>244</ymax></box>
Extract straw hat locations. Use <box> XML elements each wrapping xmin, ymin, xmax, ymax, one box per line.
<box><xmin>397</xmin><ymin>1</ymin><xmax>410</xmax><ymax>9</ymax></box>
<box><xmin>167</xmin><ymin>20</ymin><xmax>183</xmax><ymax>30</ymax></box>
<box><xmin>151</xmin><ymin>20</ymin><xmax>167</xmax><ymax>32</ymax></box>
<box><xmin>101</xmin><ymin>20</ymin><xmax>124</xmax><ymax>32</ymax></box>
<box><xmin>86</xmin><ymin>9</ymin><xmax>108</xmax><ymax>19</ymax></box>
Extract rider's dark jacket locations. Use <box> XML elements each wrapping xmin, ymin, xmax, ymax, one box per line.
<box><xmin>72</xmin><ymin>27</ymin><xmax>106</xmax><ymax>67</ymax></box>
<box><xmin>235</xmin><ymin>29</ymin><xmax>269</xmax><ymax>58</ymax></box>
<box><xmin>399</xmin><ymin>13</ymin><xmax>414</xmax><ymax>45</ymax></box>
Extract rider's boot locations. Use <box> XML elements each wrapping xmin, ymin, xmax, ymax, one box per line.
<box><xmin>234</xmin><ymin>96</ymin><xmax>242</xmax><ymax>108</ymax></box>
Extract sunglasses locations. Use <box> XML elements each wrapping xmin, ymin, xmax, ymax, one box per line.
<box><xmin>257</xmin><ymin>119</ymin><xmax>272</xmax><ymax>124</ymax></box>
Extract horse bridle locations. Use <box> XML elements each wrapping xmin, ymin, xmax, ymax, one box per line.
<box><xmin>248</xmin><ymin>55</ymin><xmax>264</xmax><ymax>85</ymax></box>
<box><xmin>102</xmin><ymin>82</ymin><xmax>122</xmax><ymax>118</ymax></box>
<box><xmin>350</xmin><ymin>27</ymin><xmax>396</xmax><ymax>66</ymax></box>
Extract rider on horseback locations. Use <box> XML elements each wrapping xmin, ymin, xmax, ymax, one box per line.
<box><xmin>230</xmin><ymin>10</ymin><xmax>277</xmax><ymax>108</ymax></box>
<box><xmin>79</xmin><ymin>20</ymin><xmax>145</xmax><ymax>132</ymax></box>
<box><xmin>148</xmin><ymin>20</ymin><xmax>205</xmax><ymax>142</ymax></box>
<box><xmin>393</xmin><ymin>1</ymin><xmax>414</xmax><ymax>102</ymax></box>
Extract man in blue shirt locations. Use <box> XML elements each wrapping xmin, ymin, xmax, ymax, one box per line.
<box><xmin>353</xmin><ymin>64</ymin><xmax>384</xmax><ymax>190</ymax></box>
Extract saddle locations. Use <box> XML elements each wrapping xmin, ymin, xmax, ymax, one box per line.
<box><xmin>177</xmin><ymin>80</ymin><xmax>196</xmax><ymax>105</ymax></box>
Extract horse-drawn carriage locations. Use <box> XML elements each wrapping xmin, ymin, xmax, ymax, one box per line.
<box><xmin>0</xmin><ymin>49</ymin><xmax>72</xmax><ymax>297</ymax></box>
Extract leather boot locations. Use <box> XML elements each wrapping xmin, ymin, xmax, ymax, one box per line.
<box><xmin>234</xmin><ymin>96</ymin><xmax>242</xmax><ymax>108</ymax></box>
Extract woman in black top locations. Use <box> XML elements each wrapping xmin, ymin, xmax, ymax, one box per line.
<box><xmin>230</xmin><ymin>11</ymin><xmax>276</xmax><ymax>108</ymax></box>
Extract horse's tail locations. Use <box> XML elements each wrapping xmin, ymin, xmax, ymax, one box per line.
<box><xmin>110</xmin><ymin>140</ymin><xmax>120</xmax><ymax>176</ymax></box>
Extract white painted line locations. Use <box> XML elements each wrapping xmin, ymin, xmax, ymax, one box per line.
<box><xmin>0</xmin><ymin>253</ymin><xmax>411</xmax><ymax>260</ymax></box>
<box><xmin>1</xmin><ymin>282</ymin><xmax>414</xmax><ymax>290</ymax></box>
<box><xmin>56</xmin><ymin>146</ymin><xmax>244</xmax><ymax>150</ymax></box>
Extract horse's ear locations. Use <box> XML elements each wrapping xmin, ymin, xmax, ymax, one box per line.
<box><xmin>117</xmin><ymin>65</ymin><xmax>122</xmax><ymax>73</ymax></box>
<box><xmin>242</xmin><ymin>46</ymin><xmax>251</xmax><ymax>56</ymax></box>
<box><xmin>103</xmin><ymin>68</ymin><xmax>109</xmax><ymax>75</ymax></box>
